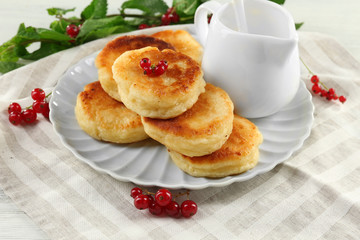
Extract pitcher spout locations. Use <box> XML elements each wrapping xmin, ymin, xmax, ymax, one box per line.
<box><xmin>265</xmin><ymin>37</ymin><xmax>298</xmax><ymax>65</ymax></box>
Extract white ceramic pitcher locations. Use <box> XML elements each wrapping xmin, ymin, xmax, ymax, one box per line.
<box><xmin>195</xmin><ymin>0</ymin><xmax>300</xmax><ymax>118</ymax></box>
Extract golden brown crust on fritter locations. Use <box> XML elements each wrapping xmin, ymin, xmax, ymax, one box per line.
<box><xmin>75</xmin><ymin>81</ymin><xmax>148</xmax><ymax>143</ymax></box>
<box><xmin>151</xmin><ymin>30</ymin><xmax>203</xmax><ymax>64</ymax></box>
<box><xmin>112</xmin><ymin>46</ymin><xmax>206</xmax><ymax>119</ymax></box>
<box><xmin>95</xmin><ymin>35</ymin><xmax>175</xmax><ymax>102</ymax></box>
<box><xmin>141</xmin><ymin>83</ymin><xmax>234</xmax><ymax>157</ymax></box>
<box><xmin>168</xmin><ymin>115</ymin><xmax>263</xmax><ymax>178</ymax></box>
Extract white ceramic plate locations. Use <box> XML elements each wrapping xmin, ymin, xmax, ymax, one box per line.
<box><xmin>50</xmin><ymin>25</ymin><xmax>314</xmax><ymax>190</ymax></box>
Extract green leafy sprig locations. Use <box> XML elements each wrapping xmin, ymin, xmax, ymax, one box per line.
<box><xmin>0</xmin><ymin>0</ymin><xmax>206</xmax><ymax>74</ymax></box>
<box><xmin>0</xmin><ymin>0</ymin><xmax>301</xmax><ymax>74</ymax></box>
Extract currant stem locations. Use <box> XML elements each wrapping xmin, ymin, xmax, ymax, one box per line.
<box><xmin>45</xmin><ymin>91</ymin><xmax>52</xmax><ymax>99</ymax></box>
<box><xmin>141</xmin><ymin>188</ymin><xmax>155</xmax><ymax>195</ymax></box>
<box><xmin>300</xmin><ymin>57</ymin><xmax>329</xmax><ymax>91</ymax></box>
<box><xmin>173</xmin><ymin>190</ymin><xmax>190</xmax><ymax>201</ymax></box>
<box><xmin>300</xmin><ymin>57</ymin><xmax>314</xmax><ymax>75</ymax></box>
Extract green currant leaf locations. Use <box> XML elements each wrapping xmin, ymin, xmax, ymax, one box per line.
<box><xmin>121</xmin><ymin>0</ymin><xmax>168</xmax><ymax>16</ymax></box>
<box><xmin>16</xmin><ymin>24</ymin><xmax>71</xmax><ymax>41</ymax></box>
<box><xmin>295</xmin><ymin>22</ymin><xmax>304</xmax><ymax>30</ymax></box>
<box><xmin>268</xmin><ymin>0</ymin><xmax>286</xmax><ymax>4</ymax></box>
<box><xmin>16</xmin><ymin>24</ymin><xmax>71</xmax><ymax>42</ymax></box>
<box><xmin>76</xmin><ymin>16</ymin><xmax>134</xmax><ymax>43</ymax></box>
<box><xmin>80</xmin><ymin>25</ymin><xmax>136</xmax><ymax>43</ymax></box>
<box><xmin>49</xmin><ymin>19</ymin><xmax>71</xmax><ymax>34</ymax></box>
<box><xmin>125</xmin><ymin>18</ymin><xmax>149</xmax><ymax>27</ymax></box>
<box><xmin>0</xmin><ymin>61</ymin><xmax>24</xmax><ymax>74</ymax></box>
<box><xmin>16</xmin><ymin>25</ymin><xmax>41</xmax><ymax>41</ymax></box>
<box><xmin>81</xmin><ymin>0</ymin><xmax>108</xmax><ymax>20</ymax></box>
<box><xmin>14</xmin><ymin>43</ymin><xmax>28</xmax><ymax>58</ymax></box>
<box><xmin>21</xmin><ymin>42</ymin><xmax>69</xmax><ymax>60</ymax></box>
<box><xmin>36</xmin><ymin>28</ymin><xmax>72</xmax><ymax>41</ymax></box>
<box><xmin>0</xmin><ymin>42</ymin><xmax>19</xmax><ymax>62</ymax></box>
<box><xmin>172</xmin><ymin>0</ymin><xmax>207</xmax><ymax>18</ymax></box>
<box><xmin>173</xmin><ymin>0</ymin><xmax>200</xmax><ymax>16</ymax></box>
<box><xmin>47</xmin><ymin>7</ymin><xmax>76</xmax><ymax>16</ymax></box>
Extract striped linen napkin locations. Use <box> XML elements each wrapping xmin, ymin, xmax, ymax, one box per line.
<box><xmin>1</xmin><ymin>26</ymin><xmax>360</xmax><ymax>239</ymax></box>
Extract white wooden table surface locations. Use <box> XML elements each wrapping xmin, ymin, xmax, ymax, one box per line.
<box><xmin>1</xmin><ymin>0</ymin><xmax>359</xmax><ymax>239</ymax></box>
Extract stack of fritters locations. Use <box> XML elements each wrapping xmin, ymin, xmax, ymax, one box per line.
<box><xmin>75</xmin><ymin>29</ymin><xmax>263</xmax><ymax>178</ymax></box>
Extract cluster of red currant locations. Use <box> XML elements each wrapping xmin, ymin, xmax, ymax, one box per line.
<box><xmin>140</xmin><ymin>58</ymin><xmax>168</xmax><ymax>76</ymax></box>
<box><xmin>310</xmin><ymin>75</ymin><xmax>346</xmax><ymax>103</ymax></box>
<box><xmin>138</xmin><ymin>7</ymin><xmax>180</xmax><ymax>29</ymax></box>
<box><xmin>301</xmin><ymin>58</ymin><xmax>347</xmax><ymax>103</ymax></box>
<box><xmin>131</xmin><ymin>187</ymin><xmax>198</xmax><ymax>218</ymax></box>
<box><xmin>161</xmin><ymin>7</ymin><xmax>180</xmax><ymax>25</ymax></box>
<box><xmin>8</xmin><ymin>88</ymin><xmax>51</xmax><ymax>126</ymax></box>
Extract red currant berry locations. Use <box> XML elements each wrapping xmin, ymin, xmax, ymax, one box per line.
<box><xmin>138</xmin><ymin>24</ymin><xmax>149</xmax><ymax>29</ymax></box>
<box><xmin>149</xmin><ymin>201</ymin><xmax>164</xmax><ymax>216</ymax></box>
<box><xmin>161</xmin><ymin>13</ymin><xmax>171</xmax><ymax>25</ymax></box>
<box><xmin>140</xmin><ymin>58</ymin><xmax>151</xmax><ymax>69</ymax></box>
<box><xmin>9</xmin><ymin>112</ymin><xmax>22</xmax><ymax>126</ymax></box>
<box><xmin>339</xmin><ymin>96</ymin><xmax>346</xmax><ymax>103</ymax></box>
<box><xmin>158</xmin><ymin>60</ymin><xmax>168</xmax><ymax>70</ymax></box>
<box><xmin>320</xmin><ymin>89</ymin><xmax>328</xmax><ymax>97</ymax></box>
<box><xmin>21</xmin><ymin>109</ymin><xmax>37</xmax><ymax>124</ymax></box>
<box><xmin>147</xmin><ymin>194</ymin><xmax>154</xmax><ymax>203</ymax></box>
<box><xmin>311</xmin><ymin>84</ymin><xmax>321</xmax><ymax>94</ymax></box>
<box><xmin>311</xmin><ymin>75</ymin><xmax>319</xmax><ymax>84</ymax></box>
<box><xmin>170</xmin><ymin>13</ymin><xmax>180</xmax><ymax>23</ymax></box>
<box><xmin>333</xmin><ymin>94</ymin><xmax>339</xmax><ymax>100</ymax></box>
<box><xmin>143</xmin><ymin>66</ymin><xmax>153</xmax><ymax>76</ymax></box>
<box><xmin>154</xmin><ymin>65</ymin><xmax>166</xmax><ymax>76</ymax></box>
<box><xmin>181</xmin><ymin>200</ymin><xmax>197</xmax><ymax>218</ymax></box>
<box><xmin>31</xmin><ymin>88</ymin><xmax>46</xmax><ymax>101</ymax></box>
<box><xmin>32</xmin><ymin>100</ymin><xmax>47</xmax><ymax>113</ymax></box>
<box><xmin>130</xmin><ymin>187</ymin><xmax>143</xmax><ymax>198</ymax></box>
<box><xmin>66</xmin><ymin>24</ymin><xmax>80</xmax><ymax>38</ymax></box>
<box><xmin>326</xmin><ymin>90</ymin><xmax>335</xmax><ymax>101</ymax></box>
<box><xmin>134</xmin><ymin>194</ymin><xmax>150</xmax><ymax>210</ymax></box>
<box><xmin>155</xmin><ymin>189</ymin><xmax>172</xmax><ymax>206</ymax></box>
<box><xmin>165</xmin><ymin>201</ymin><xmax>180</xmax><ymax>217</ymax></box>
<box><xmin>208</xmin><ymin>14</ymin><xmax>213</xmax><ymax>24</ymax></box>
<box><xmin>42</xmin><ymin>102</ymin><xmax>50</xmax><ymax>118</ymax></box>
<box><xmin>8</xmin><ymin>102</ymin><xmax>22</xmax><ymax>114</ymax></box>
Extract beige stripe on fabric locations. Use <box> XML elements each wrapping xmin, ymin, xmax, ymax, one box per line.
<box><xmin>198</xmin><ymin>165</ymin><xmax>294</xmax><ymax>236</ymax></box>
<box><xmin>289</xmin><ymin>126</ymin><xmax>351</xmax><ymax>167</ymax></box>
<box><xmin>323</xmin><ymin>203</ymin><xmax>360</xmax><ymax>239</ymax></box>
<box><xmin>0</xmin><ymin>162</ymin><xmax>87</xmax><ymax>240</ymax></box>
<box><xmin>293</xmin><ymin>187</ymin><xmax>360</xmax><ymax>240</ymax></box>
<box><xmin>1</xmin><ymin>108</ymin><xmax>172</xmax><ymax>239</ymax></box>
<box><xmin>0</xmin><ymin>122</ymin><xmax>112</xmax><ymax>239</ymax></box>
<box><xmin>19</xmin><ymin>57</ymin><xmax>61</xmax><ymax>98</ymax></box>
<box><xmin>36</xmin><ymin>124</ymin><xmax>173</xmax><ymax>238</ymax></box>
<box><xmin>34</xmin><ymin>121</ymin><xmax>184</xmax><ymax>238</ymax></box>
<box><xmin>0</xmin><ymin>127</ymin><xmax>89</xmax><ymax>239</ymax></box>
<box><xmin>0</xmin><ymin>66</ymin><xmax>35</xmax><ymax>100</ymax></box>
<box><xmin>313</xmin><ymin>34</ymin><xmax>360</xmax><ymax>71</ymax></box>
<box><xmin>0</xmin><ymin>116</ymin><xmax>154</xmax><ymax>239</ymax></box>
<box><xmin>234</xmin><ymin>147</ymin><xmax>360</xmax><ymax>239</ymax></box>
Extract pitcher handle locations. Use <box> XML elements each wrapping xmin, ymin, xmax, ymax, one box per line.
<box><xmin>194</xmin><ymin>1</ymin><xmax>222</xmax><ymax>46</ymax></box>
